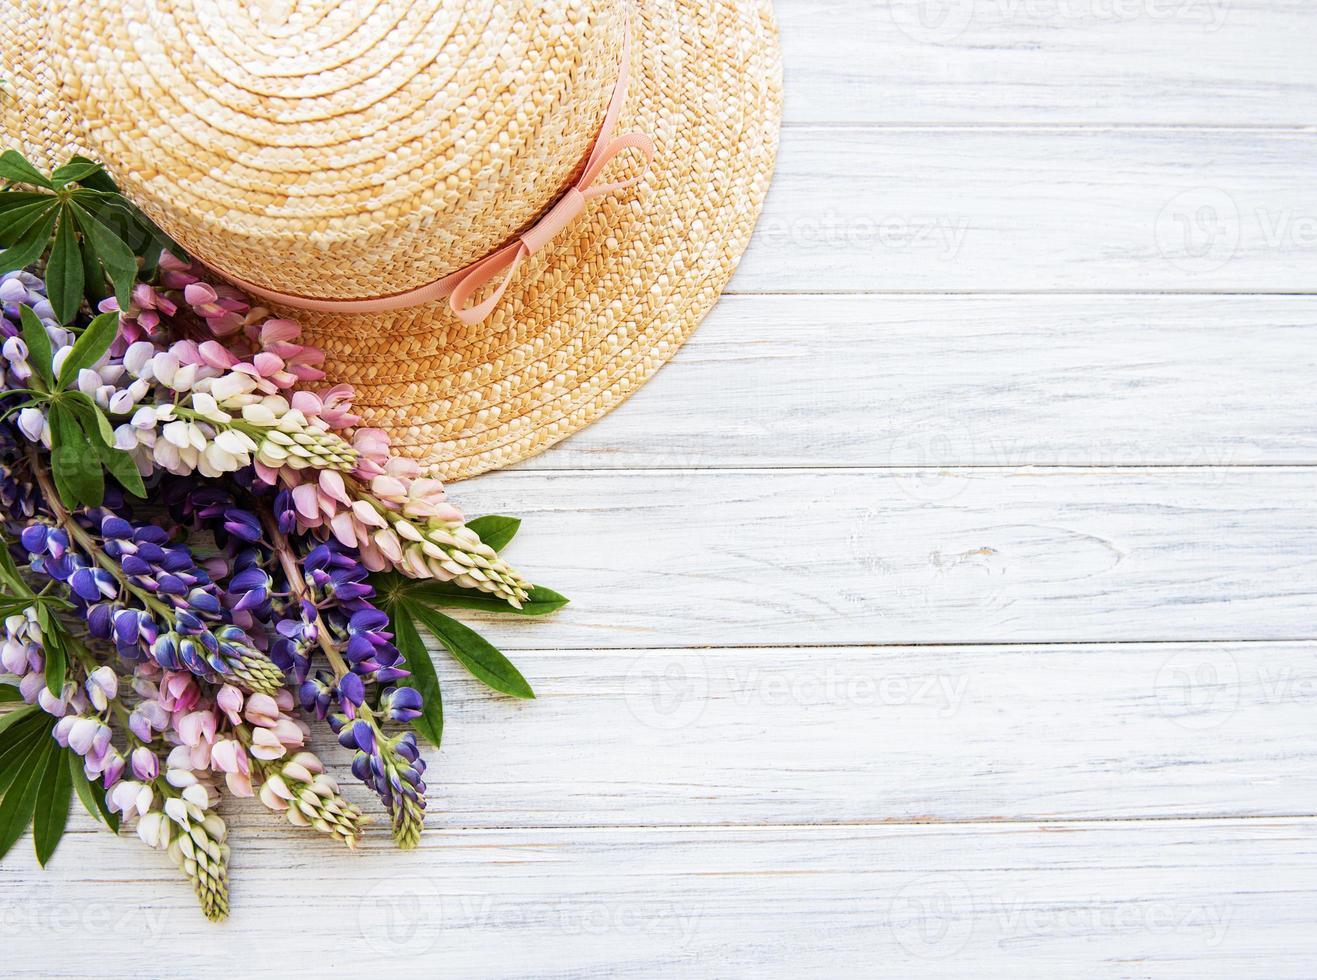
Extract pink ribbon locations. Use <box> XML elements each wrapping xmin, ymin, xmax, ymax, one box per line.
<box><xmin>218</xmin><ymin>33</ymin><xmax>654</xmax><ymax>326</ymax></box>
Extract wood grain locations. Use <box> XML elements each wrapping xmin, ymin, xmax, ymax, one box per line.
<box><xmin>174</xmin><ymin>641</ymin><xmax>1317</xmax><ymax>829</ymax></box>
<box><xmin>733</xmin><ymin>127</ymin><xmax>1317</xmax><ymax>293</ymax></box>
<box><xmin>458</xmin><ymin>466</ymin><xmax>1317</xmax><ymax>649</ymax></box>
<box><xmin>5</xmin><ymin>819</ymin><xmax>1316</xmax><ymax>977</ymax></box>
<box><xmin>9</xmin><ymin>3</ymin><xmax>1317</xmax><ymax>975</ymax></box>
<box><xmin>513</xmin><ymin>293</ymin><xmax>1317</xmax><ymax>470</ymax></box>
<box><xmin>779</xmin><ymin>0</ymin><xmax>1317</xmax><ymax>125</ymax></box>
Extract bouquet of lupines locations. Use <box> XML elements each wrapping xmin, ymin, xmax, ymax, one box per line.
<box><xmin>0</xmin><ymin>151</ymin><xmax>566</xmax><ymax>919</ymax></box>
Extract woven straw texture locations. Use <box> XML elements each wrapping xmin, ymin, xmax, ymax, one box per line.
<box><xmin>1</xmin><ymin>0</ymin><xmax>782</xmax><ymax>481</ymax></box>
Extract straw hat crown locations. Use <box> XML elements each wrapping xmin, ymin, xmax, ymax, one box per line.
<box><xmin>23</xmin><ymin>0</ymin><xmax>627</xmax><ymax>299</ymax></box>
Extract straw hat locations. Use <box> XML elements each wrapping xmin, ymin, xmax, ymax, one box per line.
<box><xmin>1</xmin><ymin>0</ymin><xmax>781</xmax><ymax>481</ymax></box>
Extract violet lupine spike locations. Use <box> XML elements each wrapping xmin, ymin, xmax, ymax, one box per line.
<box><xmin>333</xmin><ymin>712</ymin><xmax>427</xmax><ymax>849</ymax></box>
<box><xmin>20</xmin><ymin>516</ymin><xmax>284</xmax><ymax>694</ymax></box>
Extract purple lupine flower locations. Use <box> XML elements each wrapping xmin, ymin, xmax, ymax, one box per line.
<box><xmin>333</xmin><ymin>711</ymin><xmax>426</xmax><ymax>848</ymax></box>
<box><xmin>380</xmin><ymin>686</ymin><xmax>424</xmax><ymax>722</ymax></box>
<box><xmin>23</xmin><ymin>513</ymin><xmax>285</xmax><ymax>694</ymax></box>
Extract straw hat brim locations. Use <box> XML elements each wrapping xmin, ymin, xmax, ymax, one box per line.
<box><xmin>287</xmin><ymin>0</ymin><xmax>782</xmax><ymax>481</ymax></box>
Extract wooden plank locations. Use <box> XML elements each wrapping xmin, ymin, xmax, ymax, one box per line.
<box><xmin>7</xmin><ymin>819</ymin><xmax>1317</xmax><ymax>977</ymax></box>
<box><xmin>730</xmin><ymin>127</ymin><xmax>1317</xmax><ymax>292</ymax></box>
<box><xmin>779</xmin><ymin>0</ymin><xmax>1317</xmax><ymax>126</ymax></box>
<box><xmin>454</xmin><ymin>467</ymin><xmax>1317</xmax><ymax>649</ymax></box>
<box><xmin>514</xmin><ymin>294</ymin><xmax>1317</xmax><ymax>470</ymax></box>
<box><xmin>170</xmin><ymin>641</ymin><xmax>1317</xmax><ymax>829</ymax></box>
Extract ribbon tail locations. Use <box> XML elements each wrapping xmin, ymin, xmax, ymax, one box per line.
<box><xmin>448</xmin><ymin>242</ymin><xmax>528</xmax><ymax>325</ymax></box>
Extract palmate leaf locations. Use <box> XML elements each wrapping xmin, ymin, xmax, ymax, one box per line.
<box><xmin>36</xmin><ymin>605</ymin><xmax>67</xmax><ymax>696</ymax></box>
<box><xmin>57</xmin><ymin>310</ymin><xmax>119</xmax><ymax>389</ymax></box>
<box><xmin>69</xmin><ymin>203</ymin><xmax>138</xmax><ymax>310</ymax></box>
<box><xmin>0</xmin><ymin>207</ymin><xmax>56</xmax><ymax>275</ymax></box>
<box><xmin>46</xmin><ymin>206</ymin><xmax>84</xmax><ymax>323</ymax></box>
<box><xmin>370</xmin><ymin>567</ymin><xmax>568</xmax><ymax>618</ymax></box>
<box><xmin>389</xmin><ymin>602</ymin><xmax>444</xmax><ymax>747</ymax></box>
<box><xmin>49</xmin><ymin>159</ymin><xmax>102</xmax><ymax>188</ymax></box>
<box><xmin>0</xmin><ymin>150</ymin><xmax>53</xmax><ymax>189</ymax></box>
<box><xmin>32</xmin><ymin>736</ymin><xmax>72</xmax><ymax>866</ymax></box>
<box><xmin>0</xmin><ymin>719</ymin><xmax>53</xmax><ymax>861</ymax></box>
<box><xmin>465</xmin><ymin>514</ymin><xmax>521</xmax><ymax>551</ymax></box>
<box><xmin>48</xmin><ymin>401</ymin><xmax>104</xmax><ymax>509</ymax></box>
<box><xmin>0</xmin><ymin>686</ymin><xmax>20</xmax><ymax>704</ymax></box>
<box><xmin>69</xmin><ymin>754</ymin><xmax>118</xmax><ymax>832</ymax></box>
<box><xmin>0</xmin><ymin>703</ymin><xmax>40</xmax><ymax>744</ymax></box>
<box><xmin>408</xmin><ymin>602</ymin><xmax>535</xmax><ymax>700</ymax></box>
<box><xmin>17</xmin><ymin>304</ymin><xmax>53</xmax><ymax>390</ymax></box>
<box><xmin>0</xmin><ymin>198</ymin><xmax>56</xmax><ymax>245</ymax></box>
<box><xmin>0</xmin><ymin>709</ymin><xmax>96</xmax><ymax>865</ymax></box>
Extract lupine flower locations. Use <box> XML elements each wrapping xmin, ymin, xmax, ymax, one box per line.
<box><xmin>334</xmin><ymin>713</ymin><xmax>427</xmax><ymax>848</ymax></box>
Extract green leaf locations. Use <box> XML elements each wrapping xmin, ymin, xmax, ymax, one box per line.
<box><xmin>0</xmin><ymin>192</ymin><xmax>55</xmax><ymax>216</ymax></box>
<box><xmin>0</xmin><ymin>704</ymin><xmax>39</xmax><ymax>742</ymax></box>
<box><xmin>50</xmin><ymin>159</ymin><xmax>102</xmax><ymax>188</ymax></box>
<box><xmin>0</xmin><ymin>687</ymin><xmax>20</xmax><ymax>705</ymax></box>
<box><xmin>94</xmin><ymin>437</ymin><xmax>146</xmax><ymax>498</ymax></box>
<box><xmin>0</xmin><ymin>207</ymin><xmax>56</xmax><ymax>275</ymax></box>
<box><xmin>41</xmin><ymin>625</ymin><xmax>66</xmax><ymax>697</ymax></box>
<box><xmin>0</xmin><ymin>537</ymin><xmax>30</xmax><ymax>596</ymax></box>
<box><xmin>66</xmin><ymin>392</ymin><xmax>116</xmax><ymax>446</ymax></box>
<box><xmin>0</xmin><ymin>730</ymin><xmax>53</xmax><ymax>862</ymax></box>
<box><xmin>45</xmin><ymin>208</ymin><xmax>84</xmax><ymax>324</ymax></box>
<box><xmin>408</xmin><ymin>603</ymin><xmax>535</xmax><ymax>699</ymax></box>
<box><xmin>465</xmin><ymin>515</ymin><xmax>521</xmax><ymax>552</ymax></box>
<box><xmin>48</xmin><ymin>402</ymin><xmax>104</xmax><ymax>508</ymax></box>
<box><xmin>63</xmin><ymin>157</ymin><xmax>116</xmax><ymax>194</ymax></box>
<box><xmin>379</xmin><ymin>576</ymin><xmax>568</xmax><ymax>617</ymax></box>
<box><xmin>0</xmin><ymin>198</ymin><xmax>56</xmax><ymax>247</ymax></box>
<box><xmin>0</xmin><ymin>150</ymin><xmax>53</xmax><ymax>189</ymax></box>
<box><xmin>57</xmin><ymin>310</ymin><xmax>119</xmax><ymax>389</ymax></box>
<box><xmin>389</xmin><ymin>602</ymin><xmax>443</xmax><ymax>747</ymax></box>
<box><xmin>68</xmin><ymin>753</ymin><xmax>117</xmax><ymax>831</ymax></box>
<box><xmin>79</xmin><ymin>226</ymin><xmax>109</xmax><ymax>308</ymax></box>
<box><xmin>32</xmin><ymin>736</ymin><xmax>71</xmax><ymax>866</ymax></box>
<box><xmin>0</xmin><ymin>719</ymin><xmax>46</xmax><ymax>796</ymax></box>
<box><xmin>70</xmin><ymin>203</ymin><xmax>137</xmax><ymax>310</ymax></box>
<box><xmin>17</xmin><ymin>304</ymin><xmax>53</xmax><ymax>390</ymax></box>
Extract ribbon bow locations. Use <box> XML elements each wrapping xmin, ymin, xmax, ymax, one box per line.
<box><xmin>217</xmin><ymin>33</ymin><xmax>654</xmax><ymax>326</ymax></box>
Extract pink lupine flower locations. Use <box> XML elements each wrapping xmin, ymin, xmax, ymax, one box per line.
<box><xmin>177</xmin><ymin>709</ymin><xmax>218</xmax><ymax>748</ymax></box>
<box><xmin>249</xmin><ymin>726</ymin><xmax>286</xmax><ymax>760</ymax></box>
<box><xmin>216</xmin><ymin>685</ymin><xmax>244</xmax><ymax>725</ymax></box>
<box><xmin>243</xmin><ymin>692</ymin><xmax>281</xmax><ymax>728</ymax></box>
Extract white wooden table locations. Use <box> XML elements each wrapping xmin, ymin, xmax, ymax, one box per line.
<box><xmin>9</xmin><ymin>1</ymin><xmax>1317</xmax><ymax>975</ymax></box>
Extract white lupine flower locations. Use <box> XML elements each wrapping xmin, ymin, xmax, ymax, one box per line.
<box><xmin>150</xmin><ymin>351</ymin><xmax>180</xmax><ymax>387</ymax></box>
<box><xmin>137</xmin><ymin>811</ymin><xmax>170</xmax><ymax>848</ymax></box>
<box><xmin>241</xmin><ymin>401</ymin><xmax>279</xmax><ymax>425</ymax></box>
<box><xmin>131</xmin><ymin>403</ymin><xmax>176</xmax><ymax>428</ymax></box>
<box><xmin>190</xmin><ymin>391</ymin><xmax>231</xmax><ymax>422</ymax></box>
<box><xmin>209</xmin><ymin>372</ymin><xmax>259</xmax><ymax>401</ymax></box>
<box><xmin>214</xmin><ymin>429</ymin><xmax>256</xmax><ymax>455</ymax></box>
<box><xmin>16</xmin><ymin>406</ymin><xmax>45</xmax><ymax>443</ymax></box>
<box><xmin>113</xmin><ymin>424</ymin><xmax>139</xmax><ymax>451</ymax></box>
<box><xmin>123</xmin><ymin>341</ymin><xmax>155</xmax><ymax>378</ymax></box>
<box><xmin>77</xmin><ymin>368</ymin><xmax>101</xmax><ymax>396</ymax></box>
<box><xmin>51</xmin><ymin>345</ymin><xmax>72</xmax><ymax>379</ymax></box>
